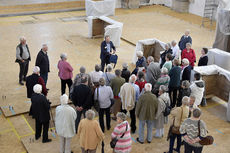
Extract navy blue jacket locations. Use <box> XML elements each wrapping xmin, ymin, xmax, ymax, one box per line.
<box><xmin>182</xmin><ymin>65</ymin><xmax>192</xmax><ymax>82</ymax></box>
<box><xmin>179</xmin><ymin>35</ymin><xmax>192</xmax><ymax>51</ymax></box>
<box><xmin>100</xmin><ymin>41</ymin><xmax>115</xmax><ymax>60</ymax></box>
<box><xmin>35</xmin><ymin>50</ymin><xmax>50</xmax><ymax>74</ymax></box>
<box><xmin>169</xmin><ymin>66</ymin><xmax>181</xmax><ymax>88</ymax></box>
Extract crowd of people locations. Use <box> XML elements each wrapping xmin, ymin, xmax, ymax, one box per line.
<box><xmin>16</xmin><ymin>30</ymin><xmax>211</xmax><ymax>153</ymax></box>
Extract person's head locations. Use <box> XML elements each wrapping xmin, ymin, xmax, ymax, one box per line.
<box><xmin>182</xmin><ymin>58</ymin><xmax>189</xmax><ymax>66</ymax></box>
<box><xmin>137</xmin><ymin>71</ymin><xmax>145</xmax><ymax>80</ymax></box>
<box><xmin>122</xmin><ymin>63</ymin><xmax>128</xmax><ymax>70</ymax></box>
<box><xmin>95</xmin><ymin>64</ymin><xmax>101</xmax><ymax>72</ymax></box>
<box><xmin>20</xmin><ymin>36</ymin><xmax>26</xmax><ymax>45</ymax></box>
<box><xmin>173</xmin><ymin>58</ymin><xmax>180</xmax><ymax>66</ymax></box>
<box><xmin>181</xmin><ymin>80</ymin><xmax>190</xmax><ymax>89</ymax></box>
<box><xmin>33</xmin><ymin>84</ymin><xmax>42</xmax><ymax>94</ymax></box>
<box><xmin>99</xmin><ymin>77</ymin><xmax>105</xmax><ymax>86</ymax></box>
<box><xmin>86</xmin><ymin>109</ymin><xmax>95</xmax><ymax>120</ymax></box>
<box><xmin>60</xmin><ymin>94</ymin><xmax>68</xmax><ymax>105</ymax></box>
<box><xmin>106</xmin><ymin>64</ymin><xmax>113</xmax><ymax>72</ymax></box>
<box><xmin>185</xmin><ymin>29</ymin><xmax>190</xmax><ymax>36</ymax></box>
<box><xmin>105</xmin><ymin>35</ymin><xmax>110</xmax><ymax>42</ymax></box>
<box><xmin>115</xmin><ymin>69</ymin><xmax>121</xmax><ymax>77</ymax></box>
<box><xmin>33</xmin><ymin>66</ymin><xmax>40</xmax><ymax>74</ymax></box>
<box><xmin>171</xmin><ymin>40</ymin><xmax>177</xmax><ymax>47</ymax></box>
<box><xmin>194</xmin><ymin>73</ymin><xmax>201</xmax><ymax>81</ymax></box>
<box><xmin>201</xmin><ymin>48</ymin><xmax>208</xmax><ymax>55</ymax></box>
<box><xmin>159</xmin><ymin>85</ymin><xmax>167</xmax><ymax>96</ymax></box>
<box><xmin>116</xmin><ymin>112</ymin><xmax>127</xmax><ymax>124</ymax></box>
<box><xmin>186</xmin><ymin>43</ymin><xmax>192</xmax><ymax>50</ymax></box>
<box><xmin>80</xmin><ymin>66</ymin><xmax>86</xmax><ymax>74</ymax></box>
<box><xmin>60</xmin><ymin>53</ymin><xmax>67</xmax><ymax>61</ymax></box>
<box><xmin>165</xmin><ymin>43</ymin><xmax>170</xmax><ymax>50</ymax></box>
<box><xmin>42</xmin><ymin>44</ymin><xmax>48</xmax><ymax>52</ymax></box>
<box><xmin>129</xmin><ymin>74</ymin><xmax>137</xmax><ymax>83</ymax></box>
<box><xmin>189</xmin><ymin>95</ymin><xmax>196</xmax><ymax>106</ymax></box>
<box><xmin>182</xmin><ymin>96</ymin><xmax>190</xmax><ymax>106</ymax></box>
<box><xmin>147</xmin><ymin>56</ymin><xmax>154</xmax><ymax>65</ymax></box>
<box><xmin>192</xmin><ymin>108</ymin><xmax>202</xmax><ymax>119</ymax></box>
<box><xmin>165</xmin><ymin>53</ymin><xmax>172</xmax><ymax>61</ymax></box>
<box><xmin>144</xmin><ymin>83</ymin><xmax>152</xmax><ymax>92</ymax></box>
<box><xmin>161</xmin><ymin>67</ymin><xmax>168</xmax><ymax>75</ymax></box>
<box><xmin>81</xmin><ymin>75</ymin><xmax>88</xmax><ymax>84</ymax></box>
<box><xmin>136</xmin><ymin>51</ymin><xmax>143</xmax><ymax>59</ymax></box>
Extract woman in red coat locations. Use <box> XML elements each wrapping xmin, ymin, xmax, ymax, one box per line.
<box><xmin>181</xmin><ymin>43</ymin><xmax>196</xmax><ymax>68</ymax></box>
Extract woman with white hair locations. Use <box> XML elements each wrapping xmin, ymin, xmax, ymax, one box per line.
<box><xmin>160</xmin><ymin>43</ymin><xmax>173</xmax><ymax>68</ymax></box>
<box><xmin>78</xmin><ymin>109</ymin><xmax>104</xmax><ymax>153</ymax></box>
<box><xmin>154</xmin><ymin>85</ymin><xmax>171</xmax><ymax>138</ymax></box>
<box><xmin>103</xmin><ymin>64</ymin><xmax>116</xmax><ymax>86</ymax></box>
<box><xmin>153</xmin><ymin>67</ymin><xmax>170</xmax><ymax>95</ymax></box>
<box><xmin>181</xmin><ymin>43</ymin><xmax>196</xmax><ymax>68</ymax></box>
<box><xmin>132</xmin><ymin>51</ymin><xmax>147</xmax><ymax>75</ymax></box>
<box><xmin>58</xmin><ymin>53</ymin><xmax>73</xmax><ymax>95</ymax></box>
<box><xmin>181</xmin><ymin>58</ymin><xmax>192</xmax><ymax>82</ymax></box>
<box><xmin>55</xmin><ymin>94</ymin><xmax>77</xmax><ymax>153</ymax></box>
<box><xmin>167</xmin><ymin>96</ymin><xmax>190</xmax><ymax>153</ymax></box>
<box><xmin>30</xmin><ymin>84</ymin><xmax>51</xmax><ymax>143</ymax></box>
<box><xmin>111</xmin><ymin>112</ymin><xmax>132</xmax><ymax>153</ymax></box>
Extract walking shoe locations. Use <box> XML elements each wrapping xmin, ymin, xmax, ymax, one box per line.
<box><xmin>42</xmin><ymin>139</ymin><xmax>52</xmax><ymax>143</ymax></box>
<box><xmin>19</xmin><ymin>81</ymin><xmax>24</xmax><ymax>85</ymax></box>
<box><xmin>136</xmin><ymin>138</ymin><xmax>144</xmax><ymax>144</ymax></box>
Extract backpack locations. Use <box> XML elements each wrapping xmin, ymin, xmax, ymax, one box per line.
<box><xmin>162</xmin><ymin>98</ymin><xmax>171</xmax><ymax>116</ymax></box>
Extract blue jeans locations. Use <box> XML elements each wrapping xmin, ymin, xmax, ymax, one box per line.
<box><xmin>138</xmin><ymin>120</ymin><xmax>154</xmax><ymax>142</ymax></box>
<box><xmin>40</xmin><ymin>73</ymin><xmax>48</xmax><ymax>85</ymax></box>
<box><xmin>169</xmin><ymin>134</ymin><xmax>182</xmax><ymax>153</ymax></box>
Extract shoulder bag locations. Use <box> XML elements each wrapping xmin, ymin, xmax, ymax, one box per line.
<box><xmin>171</xmin><ymin>107</ymin><xmax>183</xmax><ymax>135</ymax></box>
<box><xmin>110</xmin><ymin>122</ymin><xmax>128</xmax><ymax>148</ymax></box>
<box><xmin>198</xmin><ymin>120</ymin><xmax>214</xmax><ymax>145</ymax></box>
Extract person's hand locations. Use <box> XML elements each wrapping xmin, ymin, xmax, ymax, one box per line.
<box><xmin>76</xmin><ymin>106</ymin><xmax>81</xmax><ymax>111</ymax></box>
<box><xmin>184</xmin><ymin>135</ymin><xmax>193</xmax><ymax>144</ymax></box>
<box><xmin>21</xmin><ymin>59</ymin><xmax>24</xmax><ymax>63</ymax></box>
<box><xmin>79</xmin><ymin>107</ymin><xmax>83</xmax><ymax>111</ymax></box>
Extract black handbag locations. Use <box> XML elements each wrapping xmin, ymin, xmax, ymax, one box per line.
<box><xmin>110</xmin><ymin>123</ymin><xmax>128</xmax><ymax>148</ymax></box>
<box><xmin>198</xmin><ymin>120</ymin><xmax>214</xmax><ymax>145</ymax></box>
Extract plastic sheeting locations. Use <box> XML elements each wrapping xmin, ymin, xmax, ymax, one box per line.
<box><xmin>132</xmin><ymin>38</ymin><xmax>166</xmax><ymax>64</ymax></box>
<box><xmin>85</xmin><ymin>0</ymin><xmax>116</xmax><ymax>17</ymax></box>
<box><xmin>207</xmin><ymin>48</ymin><xmax>230</xmax><ymax>71</ymax></box>
<box><xmin>87</xmin><ymin>16</ymin><xmax>123</xmax><ymax>47</ymax></box>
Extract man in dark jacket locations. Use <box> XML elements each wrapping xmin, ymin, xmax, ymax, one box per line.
<box><xmin>30</xmin><ymin>84</ymin><xmax>51</xmax><ymax>143</ymax></box>
<box><xmin>121</xmin><ymin>63</ymin><xmax>131</xmax><ymax>82</ymax></box>
<box><xmin>71</xmin><ymin>75</ymin><xmax>92</xmax><ymax>132</ymax></box>
<box><xmin>26</xmin><ymin>66</ymin><xmax>47</xmax><ymax>98</ymax></box>
<box><xmin>35</xmin><ymin>44</ymin><xmax>50</xmax><ymax>85</ymax></box>
<box><xmin>178</xmin><ymin>30</ymin><xmax>192</xmax><ymax>51</ymax></box>
<box><xmin>15</xmin><ymin>37</ymin><xmax>31</xmax><ymax>85</ymax></box>
<box><xmin>181</xmin><ymin>58</ymin><xmax>192</xmax><ymax>82</ymax></box>
<box><xmin>100</xmin><ymin>35</ymin><xmax>116</xmax><ymax>72</ymax></box>
<box><xmin>160</xmin><ymin>44</ymin><xmax>173</xmax><ymax>68</ymax></box>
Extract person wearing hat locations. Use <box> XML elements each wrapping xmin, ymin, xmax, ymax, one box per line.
<box><xmin>94</xmin><ymin>78</ymin><xmax>114</xmax><ymax>132</ymax></box>
<box><xmin>26</xmin><ymin>66</ymin><xmax>47</xmax><ymax>98</ymax></box>
<box><xmin>55</xmin><ymin>94</ymin><xmax>77</xmax><ymax>153</ymax></box>
<box><xmin>30</xmin><ymin>84</ymin><xmax>51</xmax><ymax>143</ymax></box>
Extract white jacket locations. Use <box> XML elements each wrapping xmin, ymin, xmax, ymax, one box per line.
<box><xmin>190</xmin><ymin>80</ymin><xmax>205</xmax><ymax>106</ymax></box>
<box><xmin>55</xmin><ymin>104</ymin><xmax>77</xmax><ymax>138</ymax></box>
<box><xmin>120</xmin><ymin>83</ymin><xmax>135</xmax><ymax>111</ymax></box>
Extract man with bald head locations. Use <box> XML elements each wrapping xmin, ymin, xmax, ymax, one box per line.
<box><xmin>15</xmin><ymin>36</ymin><xmax>31</xmax><ymax>85</ymax></box>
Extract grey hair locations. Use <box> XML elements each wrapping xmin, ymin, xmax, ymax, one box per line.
<box><xmin>33</xmin><ymin>84</ymin><xmax>42</xmax><ymax>94</ymax></box>
<box><xmin>116</xmin><ymin>112</ymin><xmax>127</xmax><ymax>121</ymax></box>
<box><xmin>129</xmin><ymin>74</ymin><xmax>137</xmax><ymax>83</ymax></box>
<box><xmin>190</xmin><ymin>95</ymin><xmax>196</xmax><ymax>101</ymax></box>
<box><xmin>105</xmin><ymin>35</ymin><xmax>110</xmax><ymax>39</ymax></box>
<box><xmin>81</xmin><ymin>75</ymin><xmax>88</xmax><ymax>84</ymax></box>
<box><xmin>136</xmin><ymin>51</ymin><xmax>143</xmax><ymax>57</ymax></box>
<box><xmin>42</xmin><ymin>44</ymin><xmax>48</xmax><ymax>49</ymax></box>
<box><xmin>185</xmin><ymin>29</ymin><xmax>190</xmax><ymax>34</ymax></box>
<box><xmin>145</xmin><ymin>83</ymin><xmax>152</xmax><ymax>92</ymax></box>
<box><xmin>147</xmin><ymin>56</ymin><xmax>154</xmax><ymax>62</ymax></box>
<box><xmin>171</xmin><ymin>40</ymin><xmax>177</xmax><ymax>44</ymax></box>
<box><xmin>122</xmin><ymin>63</ymin><xmax>128</xmax><ymax>69</ymax></box>
<box><xmin>80</xmin><ymin>66</ymin><xmax>86</xmax><ymax>73</ymax></box>
<box><xmin>193</xmin><ymin>108</ymin><xmax>202</xmax><ymax>118</ymax></box>
<box><xmin>182</xmin><ymin>96</ymin><xmax>190</xmax><ymax>105</ymax></box>
<box><xmin>106</xmin><ymin>64</ymin><xmax>113</xmax><ymax>72</ymax></box>
<box><xmin>182</xmin><ymin>58</ymin><xmax>189</xmax><ymax>65</ymax></box>
<box><xmin>86</xmin><ymin>109</ymin><xmax>95</xmax><ymax>120</ymax></box>
<box><xmin>161</xmin><ymin>67</ymin><xmax>168</xmax><ymax>75</ymax></box>
<box><xmin>165</xmin><ymin>43</ymin><xmax>171</xmax><ymax>48</ymax></box>
<box><xmin>20</xmin><ymin>36</ymin><xmax>26</xmax><ymax>42</ymax></box>
<box><xmin>115</xmin><ymin>69</ymin><xmax>121</xmax><ymax>76</ymax></box>
<box><xmin>60</xmin><ymin>53</ymin><xmax>67</xmax><ymax>60</ymax></box>
<box><xmin>186</xmin><ymin>43</ymin><xmax>192</xmax><ymax>47</ymax></box>
<box><xmin>182</xmin><ymin>80</ymin><xmax>190</xmax><ymax>88</ymax></box>
<box><xmin>99</xmin><ymin>77</ymin><xmax>105</xmax><ymax>86</ymax></box>
<box><xmin>95</xmin><ymin>64</ymin><xmax>101</xmax><ymax>72</ymax></box>
<box><xmin>159</xmin><ymin>85</ymin><xmax>168</xmax><ymax>93</ymax></box>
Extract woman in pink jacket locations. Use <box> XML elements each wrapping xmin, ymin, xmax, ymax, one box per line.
<box><xmin>57</xmin><ymin>53</ymin><xmax>73</xmax><ymax>95</ymax></box>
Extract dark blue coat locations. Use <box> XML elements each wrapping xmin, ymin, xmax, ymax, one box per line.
<box><xmin>100</xmin><ymin>41</ymin><xmax>116</xmax><ymax>60</ymax></box>
<box><xmin>35</xmin><ymin>50</ymin><xmax>50</xmax><ymax>74</ymax></box>
<box><xmin>169</xmin><ymin>66</ymin><xmax>181</xmax><ymax>88</ymax></box>
<box><xmin>178</xmin><ymin>35</ymin><xmax>192</xmax><ymax>51</ymax></box>
<box><xmin>182</xmin><ymin>65</ymin><xmax>192</xmax><ymax>82</ymax></box>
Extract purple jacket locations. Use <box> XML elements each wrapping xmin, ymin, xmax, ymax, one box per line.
<box><xmin>58</xmin><ymin>60</ymin><xmax>73</xmax><ymax>80</ymax></box>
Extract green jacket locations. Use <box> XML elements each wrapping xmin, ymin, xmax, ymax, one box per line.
<box><xmin>110</xmin><ymin>76</ymin><xmax>125</xmax><ymax>97</ymax></box>
<box><xmin>136</xmin><ymin>91</ymin><xmax>158</xmax><ymax>121</ymax></box>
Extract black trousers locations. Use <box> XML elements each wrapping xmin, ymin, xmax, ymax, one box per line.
<box><xmin>18</xmin><ymin>60</ymin><xmax>29</xmax><ymax>82</ymax></box>
<box><xmin>122</xmin><ymin>105</ymin><xmax>136</xmax><ymax>133</ymax></box>
<box><xmin>184</xmin><ymin>141</ymin><xmax>203</xmax><ymax>153</ymax></box>
<box><xmin>99</xmin><ymin>107</ymin><xmax>111</xmax><ymax>132</ymax></box>
<box><xmin>101</xmin><ymin>56</ymin><xmax>110</xmax><ymax>72</ymax></box>
<box><xmin>75</xmin><ymin>109</ymin><xmax>87</xmax><ymax>133</ymax></box>
<box><xmin>169</xmin><ymin>86</ymin><xmax>179</xmax><ymax>108</ymax></box>
<box><xmin>169</xmin><ymin>133</ymin><xmax>182</xmax><ymax>153</ymax></box>
<box><xmin>35</xmin><ymin>119</ymin><xmax>49</xmax><ymax>141</ymax></box>
<box><xmin>61</xmin><ymin>79</ymin><xmax>73</xmax><ymax>95</ymax></box>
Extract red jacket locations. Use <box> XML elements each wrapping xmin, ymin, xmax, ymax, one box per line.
<box><xmin>182</xmin><ymin>49</ymin><xmax>196</xmax><ymax>67</ymax></box>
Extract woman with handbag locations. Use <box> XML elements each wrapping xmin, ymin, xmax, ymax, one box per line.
<box><xmin>167</xmin><ymin>96</ymin><xmax>190</xmax><ymax>153</ymax></box>
<box><xmin>111</xmin><ymin>112</ymin><xmax>132</xmax><ymax>153</ymax></box>
<box><xmin>180</xmin><ymin>108</ymin><xmax>208</xmax><ymax>153</ymax></box>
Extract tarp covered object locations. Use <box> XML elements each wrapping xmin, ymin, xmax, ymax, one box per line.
<box><xmin>207</xmin><ymin>48</ymin><xmax>230</xmax><ymax>71</ymax></box>
<box><xmin>85</xmin><ymin>0</ymin><xmax>116</xmax><ymax>17</ymax></box>
<box><xmin>133</xmin><ymin>38</ymin><xmax>166</xmax><ymax>64</ymax></box>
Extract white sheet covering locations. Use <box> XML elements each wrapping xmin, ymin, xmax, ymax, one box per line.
<box><xmin>207</xmin><ymin>48</ymin><xmax>230</xmax><ymax>71</ymax></box>
<box><xmin>85</xmin><ymin>0</ymin><xmax>116</xmax><ymax>17</ymax></box>
<box><xmin>87</xmin><ymin>16</ymin><xmax>123</xmax><ymax>47</ymax></box>
<box><xmin>132</xmin><ymin>38</ymin><xmax>166</xmax><ymax>64</ymax></box>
